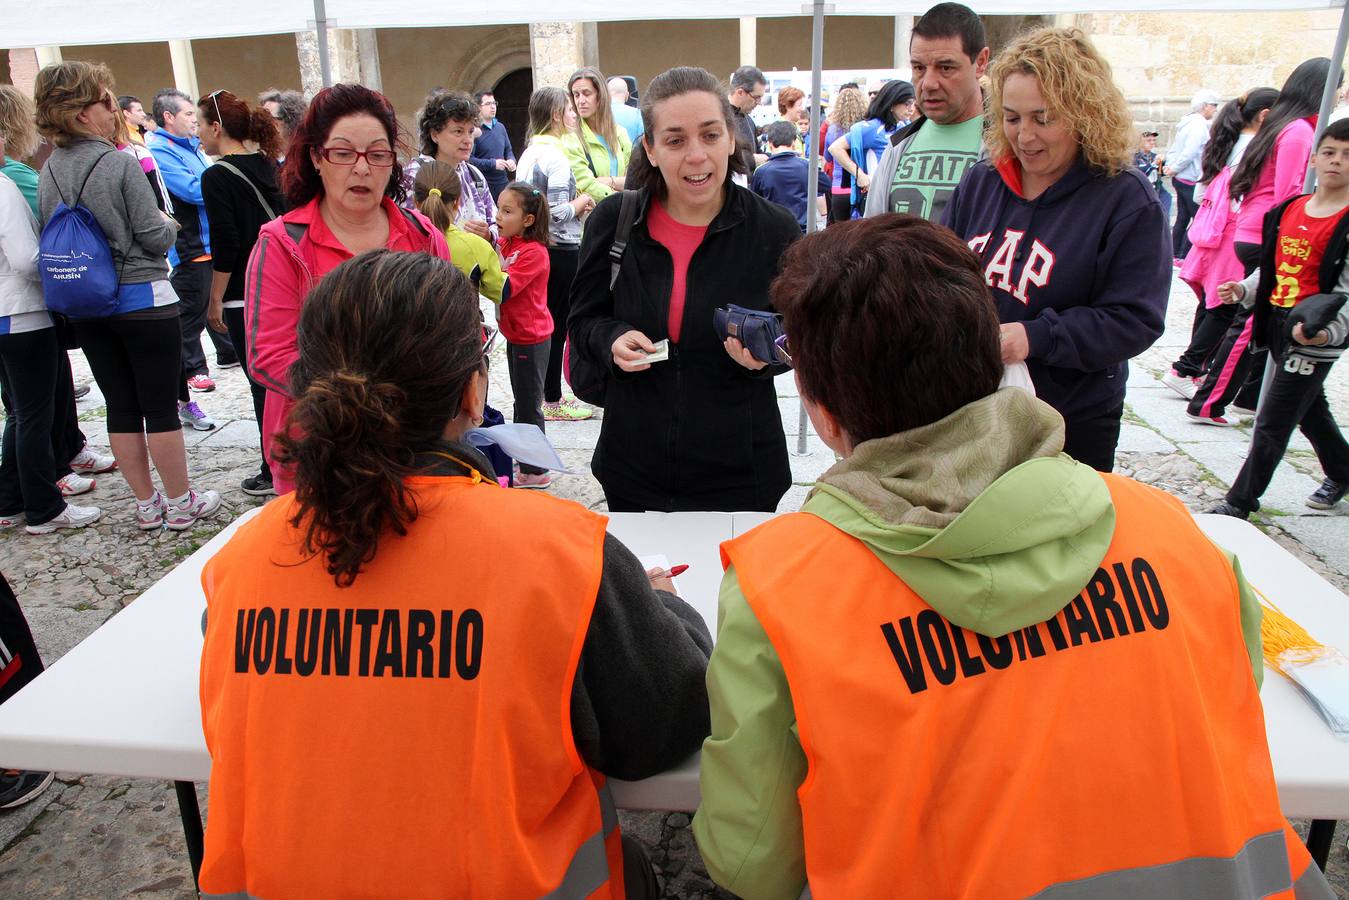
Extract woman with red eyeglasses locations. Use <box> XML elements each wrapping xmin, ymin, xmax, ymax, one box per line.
<box><xmin>244</xmin><ymin>83</ymin><xmax>450</xmax><ymax>495</ymax></box>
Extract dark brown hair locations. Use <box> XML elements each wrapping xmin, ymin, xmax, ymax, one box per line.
<box><xmin>274</xmin><ymin>250</ymin><xmax>483</xmax><ymax>586</ymax></box>
<box><xmin>199</xmin><ymin>89</ymin><xmax>284</xmax><ymax>161</ymax></box>
<box><xmin>773</xmin><ymin>215</ymin><xmax>1003</xmax><ymax>443</ymax></box>
<box><xmin>499</xmin><ymin>181</ymin><xmax>551</xmax><ymax>245</ymax></box>
<box><xmin>280</xmin><ymin>83</ymin><xmax>407</xmax><ymax>208</ymax></box>
<box><xmin>626</xmin><ymin>66</ymin><xmax>748</xmax><ymax>197</ymax></box>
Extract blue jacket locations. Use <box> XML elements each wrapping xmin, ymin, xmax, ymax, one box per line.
<box><xmin>149</xmin><ymin>130</ymin><xmax>212</xmax><ymax>263</ymax></box>
<box><xmin>751</xmin><ymin>151</ymin><xmax>829</xmax><ymax>233</ymax></box>
<box><xmin>470</xmin><ymin>120</ymin><xmax>515</xmax><ymax>195</ymax></box>
<box><xmin>944</xmin><ymin>157</ymin><xmax>1170</xmax><ymax>422</ymax></box>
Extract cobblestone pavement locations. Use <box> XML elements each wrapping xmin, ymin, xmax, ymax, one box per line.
<box><xmin>1</xmin><ymin>269</ymin><xmax>1348</xmax><ymax>897</ymax></box>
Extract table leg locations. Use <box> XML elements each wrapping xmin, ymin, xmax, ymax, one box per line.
<box><xmin>174</xmin><ymin>780</ymin><xmax>204</xmax><ymax>886</ymax></box>
<box><xmin>1307</xmin><ymin>818</ymin><xmax>1336</xmax><ymax>872</ymax></box>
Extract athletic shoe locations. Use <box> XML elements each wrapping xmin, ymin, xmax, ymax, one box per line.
<box><xmin>179</xmin><ymin>401</ymin><xmax>216</xmax><ymax>431</ymax></box>
<box><xmin>216</xmin><ymin>357</ymin><xmax>241</xmax><ymax>369</ymax></box>
<box><xmin>56</xmin><ymin>473</ymin><xmax>95</xmax><ymax>497</ymax></box>
<box><xmin>1207</xmin><ymin>501</ymin><xmax>1249</xmax><ymax>520</ymax></box>
<box><xmin>1162</xmin><ymin>368</ymin><xmax>1199</xmax><ymax>400</ymax></box>
<box><xmin>165</xmin><ymin>489</ymin><xmax>223</xmax><ymax>531</ymax></box>
<box><xmin>136</xmin><ymin>492</ymin><xmax>166</xmax><ymax>531</ymax></box>
<box><xmin>0</xmin><ymin>770</ymin><xmax>53</xmax><ymax>809</ymax></box>
<box><xmin>1230</xmin><ymin>404</ymin><xmax>1257</xmax><ymax>418</ymax></box>
<box><xmin>25</xmin><ymin>502</ymin><xmax>101</xmax><ymax>535</ymax></box>
<box><xmin>542</xmin><ymin>401</ymin><xmax>594</xmax><ymax>421</ymax></box>
<box><xmin>1307</xmin><ymin>479</ymin><xmax>1347</xmax><ymax>511</ymax></box>
<box><xmin>240</xmin><ymin>472</ymin><xmax>276</xmax><ymax>496</ymax></box>
<box><xmin>69</xmin><ymin>448</ymin><xmax>117</xmax><ymax>474</ymax></box>
<box><xmin>1186</xmin><ymin>411</ymin><xmax>1237</xmax><ymax>427</ymax></box>
<box><xmin>186</xmin><ymin>374</ymin><xmax>216</xmax><ymax>392</ymax></box>
<box><xmin>514</xmin><ymin>472</ymin><xmax>552</xmax><ymax>490</ymax></box>
<box><xmin>73</xmin><ymin>382</ymin><xmax>91</xmax><ymax>400</ymax></box>
<box><xmin>0</xmin><ymin>512</ymin><xmax>25</xmax><ymax>529</ymax></box>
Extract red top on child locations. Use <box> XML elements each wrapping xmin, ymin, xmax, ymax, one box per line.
<box><xmin>498</xmin><ymin>234</ymin><xmax>553</xmax><ymax>345</ymax></box>
<box><xmin>1270</xmin><ymin>195</ymin><xmax>1349</xmax><ymax>308</ymax></box>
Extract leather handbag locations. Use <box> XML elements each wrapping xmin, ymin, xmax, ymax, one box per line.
<box><xmin>714</xmin><ymin>304</ymin><xmax>785</xmax><ymax>364</ymax></box>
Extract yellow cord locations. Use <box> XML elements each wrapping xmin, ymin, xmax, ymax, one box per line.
<box><xmin>1254</xmin><ymin>585</ymin><xmax>1329</xmax><ymax>676</ymax></box>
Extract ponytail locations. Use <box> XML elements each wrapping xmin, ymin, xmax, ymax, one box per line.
<box><xmin>275</xmin><ymin>251</ymin><xmax>483</xmax><ymax>586</ymax></box>
<box><xmin>412</xmin><ymin>159</ymin><xmax>462</xmax><ymax>235</ymax></box>
<box><xmin>247</xmin><ymin>107</ymin><xmax>284</xmax><ymax>161</ymax></box>
<box><xmin>1200</xmin><ymin>87</ymin><xmax>1279</xmax><ymax>185</ymax></box>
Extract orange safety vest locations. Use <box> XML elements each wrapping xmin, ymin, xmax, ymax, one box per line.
<box><xmin>198</xmin><ymin>475</ymin><xmax>624</xmax><ymax>900</ymax></box>
<box><xmin>723</xmin><ymin>473</ymin><xmax>1329</xmax><ymax>899</ymax></box>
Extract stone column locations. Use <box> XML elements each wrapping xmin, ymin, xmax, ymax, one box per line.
<box><xmin>529</xmin><ymin>22</ymin><xmax>596</xmax><ymax>89</ymax></box>
<box><xmin>168</xmin><ymin>40</ymin><xmax>200</xmax><ymax>101</ymax></box>
<box><xmin>740</xmin><ymin>17</ymin><xmax>757</xmax><ymax>67</ymax></box>
<box><xmin>356</xmin><ymin>29</ymin><xmax>382</xmax><ymax>94</ymax></box>
<box><xmin>295</xmin><ymin>28</ymin><xmax>364</xmax><ymax>98</ymax></box>
<box><xmin>894</xmin><ymin>16</ymin><xmax>913</xmax><ymax>69</ymax></box>
<box><xmin>8</xmin><ymin>49</ymin><xmax>43</xmax><ymax>95</ymax></box>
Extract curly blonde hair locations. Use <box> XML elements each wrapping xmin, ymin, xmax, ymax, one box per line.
<box><xmin>829</xmin><ymin>87</ymin><xmax>868</xmax><ymax>131</ymax></box>
<box><xmin>985</xmin><ymin>27</ymin><xmax>1134</xmax><ymax>176</ymax></box>
<box><xmin>0</xmin><ymin>86</ymin><xmax>40</xmax><ymax>160</ymax></box>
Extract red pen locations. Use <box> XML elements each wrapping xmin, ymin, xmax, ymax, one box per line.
<box><xmin>655</xmin><ymin>564</ymin><xmax>689</xmax><ymax>578</ymax></box>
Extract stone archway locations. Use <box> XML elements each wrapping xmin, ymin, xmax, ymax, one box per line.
<box><xmin>493</xmin><ymin>68</ymin><xmax>534</xmax><ymax>160</ymax></box>
<box><xmin>445</xmin><ymin>27</ymin><xmax>533</xmax><ymax>100</ymax></box>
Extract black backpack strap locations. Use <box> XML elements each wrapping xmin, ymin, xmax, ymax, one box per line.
<box><xmin>73</xmin><ymin>151</ymin><xmax>116</xmax><ymax>207</ymax></box>
<box><xmin>398</xmin><ymin>206</ymin><xmax>430</xmax><ymax>238</ymax></box>
<box><xmin>609</xmin><ymin>190</ymin><xmax>641</xmax><ymax>291</ymax></box>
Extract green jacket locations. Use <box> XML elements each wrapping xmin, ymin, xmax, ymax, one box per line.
<box><xmin>691</xmin><ymin>388</ymin><xmax>1263</xmax><ymax>899</ymax></box>
<box><xmin>564</xmin><ymin>121</ymin><xmax>632</xmax><ymax>202</ymax></box>
<box><xmin>443</xmin><ymin>222</ymin><xmax>505</xmax><ymax>305</ymax></box>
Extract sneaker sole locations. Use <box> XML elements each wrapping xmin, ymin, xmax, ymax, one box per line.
<box><xmin>1306</xmin><ymin>498</ymin><xmax>1343</xmax><ymax>510</ymax></box>
<box><xmin>0</xmin><ymin>771</ymin><xmax>53</xmax><ymax>809</ymax></box>
<box><xmin>1186</xmin><ymin>414</ymin><xmax>1234</xmax><ymax>427</ymax></box>
<box><xmin>188</xmin><ymin>384</ymin><xmax>216</xmax><ymax>393</ymax></box>
<box><xmin>1162</xmin><ymin>379</ymin><xmax>1197</xmax><ymax>400</ymax></box>
<box><xmin>70</xmin><ymin>463</ymin><xmax>118</xmax><ymax>474</ymax></box>
<box><xmin>514</xmin><ymin>482</ymin><xmax>551</xmax><ymax>490</ymax></box>
<box><xmin>137</xmin><ymin>517</ymin><xmax>164</xmax><ymax>531</ymax></box>
<box><xmin>25</xmin><ymin>509</ymin><xmax>102</xmax><ymax>535</ymax></box>
<box><xmin>240</xmin><ymin>484</ymin><xmax>277</xmax><ymax>497</ymax></box>
<box><xmin>181</xmin><ymin>420</ymin><xmax>217</xmax><ymax>432</ymax></box>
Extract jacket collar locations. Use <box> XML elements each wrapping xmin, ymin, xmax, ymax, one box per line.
<box><xmin>632</xmin><ymin>183</ymin><xmax>749</xmax><ymax>236</ymax></box>
<box><xmin>152</xmin><ymin>129</ymin><xmax>201</xmax><ymax>154</ymax></box>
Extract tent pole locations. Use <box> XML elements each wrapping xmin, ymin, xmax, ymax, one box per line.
<box><xmin>314</xmin><ymin>0</ymin><xmax>334</xmax><ymax>88</ymax></box>
<box><xmin>1304</xmin><ymin>0</ymin><xmax>1349</xmax><ymax>191</ymax></box>
<box><xmin>796</xmin><ymin>0</ymin><xmax>827</xmax><ymax>457</ymax></box>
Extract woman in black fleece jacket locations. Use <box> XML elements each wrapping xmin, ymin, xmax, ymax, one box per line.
<box><xmin>198</xmin><ymin>89</ymin><xmax>286</xmax><ymax>494</ymax></box>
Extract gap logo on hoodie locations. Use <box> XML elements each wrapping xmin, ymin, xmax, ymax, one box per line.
<box><xmin>968</xmin><ymin>230</ymin><xmax>1057</xmax><ymax>304</ymax></box>
<box><xmin>880</xmin><ymin>557</ymin><xmax>1169</xmax><ymax>694</ymax></box>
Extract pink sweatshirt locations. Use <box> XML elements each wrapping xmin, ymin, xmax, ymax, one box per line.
<box><xmin>244</xmin><ymin>196</ymin><xmax>451</xmax><ymax>494</ymax></box>
<box><xmin>1234</xmin><ymin>117</ymin><xmax>1314</xmax><ymax>245</ymax></box>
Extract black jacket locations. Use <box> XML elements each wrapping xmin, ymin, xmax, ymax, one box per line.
<box><xmin>569</xmin><ymin>185</ymin><xmax>799</xmax><ymax>512</ymax></box>
<box><xmin>1251</xmin><ymin>194</ymin><xmax>1349</xmax><ymax>355</ymax></box>
<box><xmin>200</xmin><ymin>154</ymin><xmax>285</xmax><ymax>303</ymax></box>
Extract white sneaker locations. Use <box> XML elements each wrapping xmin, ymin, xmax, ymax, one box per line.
<box><xmin>1162</xmin><ymin>369</ymin><xmax>1199</xmax><ymax>400</ymax></box>
<box><xmin>56</xmin><ymin>472</ymin><xmax>95</xmax><ymax>497</ymax></box>
<box><xmin>69</xmin><ymin>448</ymin><xmax>117</xmax><ymax>474</ymax></box>
<box><xmin>165</xmin><ymin>489</ymin><xmax>223</xmax><ymax>531</ymax></box>
<box><xmin>25</xmin><ymin>503</ymin><xmax>102</xmax><ymax>534</ymax></box>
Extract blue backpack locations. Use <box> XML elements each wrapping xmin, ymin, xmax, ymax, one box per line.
<box><xmin>39</xmin><ymin>152</ymin><xmax>123</xmax><ymax>318</ymax></box>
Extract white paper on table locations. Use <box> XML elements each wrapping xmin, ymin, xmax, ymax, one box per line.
<box><xmin>1283</xmin><ymin>651</ymin><xmax>1349</xmax><ymax>739</ymax></box>
<box><xmin>638</xmin><ymin>554</ymin><xmax>679</xmax><ymax>597</ymax></box>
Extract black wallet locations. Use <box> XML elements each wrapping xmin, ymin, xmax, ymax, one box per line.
<box><xmin>713</xmin><ymin>304</ymin><xmax>785</xmax><ymax>364</ymax></box>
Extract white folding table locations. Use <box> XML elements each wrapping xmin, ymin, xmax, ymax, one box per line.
<box><xmin>0</xmin><ymin>510</ymin><xmax>1345</xmax><ymax>879</ymax></box>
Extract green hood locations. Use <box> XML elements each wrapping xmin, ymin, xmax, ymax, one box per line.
<box><xmin>804</xmin><ymin>388</ymin><xmax>1115</xmax><ymax>638</ymax></box>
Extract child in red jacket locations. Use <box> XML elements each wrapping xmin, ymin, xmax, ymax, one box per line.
<box><xmin>496</xmin><ymin>182</ymin><xmax>554</xmax><ymax>489</ymax></box>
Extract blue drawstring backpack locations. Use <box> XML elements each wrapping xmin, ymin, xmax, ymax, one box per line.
<box><xmin>39</xmin><ymin>151</ymin><xmax>123</xmax><ymax>318</ymax></box>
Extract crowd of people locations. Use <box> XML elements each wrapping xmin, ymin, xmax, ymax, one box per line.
<box><xmin>0</xmin><ymin>1</ymin><xmax>1346</xmax><ymax>896</ymax></box>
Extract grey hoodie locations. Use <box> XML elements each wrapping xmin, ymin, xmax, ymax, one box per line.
<box><xmin>38</xmin><ymin>138</ymin><xmax>176</xmax><ymax>284</ymax></box>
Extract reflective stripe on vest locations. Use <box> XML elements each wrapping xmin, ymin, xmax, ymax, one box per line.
<box><xmin>725</xmin><ymin>473</ymin><xmax>1331</xmax><ymax>899</ymax></box>
<box><xmin>198</xmin><ymin>477</ymin><xmax>623</xmax><ymax>899</ymax></box>
<box><xmin>200</xmin><ymin>779</ymin><xmax>621</xmax><ymax>900</ymax></box>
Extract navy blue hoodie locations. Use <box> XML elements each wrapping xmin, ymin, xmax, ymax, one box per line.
<box><xmin>944</xmin><ymin>156</ymin><xmax>1170</xmax><ymax>422</ymax></box>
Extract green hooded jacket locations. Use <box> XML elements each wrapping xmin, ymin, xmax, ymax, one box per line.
<box><xmin>691</xmin><ymin>389</ymin><xmax>1263</xmax><ymax>900</ymax></box>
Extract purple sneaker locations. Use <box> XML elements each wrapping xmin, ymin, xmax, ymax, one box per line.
<box><xmin>165</xmin><ymin>490</ymin><xmax>223</xmax><ymax>531</ymax></box>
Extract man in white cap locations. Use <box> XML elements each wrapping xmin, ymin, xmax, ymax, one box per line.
<box><xmin>1165</xmin><ymin>89</ymin><xmax>1221</xmax><ymax>261</ymax></box>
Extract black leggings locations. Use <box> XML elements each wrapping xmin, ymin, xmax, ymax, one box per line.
<box><xmin>224</xmin><ymin>306</ymin><xmax>271</xmax><ymax>478</ymax></box>
<box><xmin>544</xmin><ymin>245</ymin><xmax>579</xmax><ymax>403</ymax></box>
<box><xmin>76</xmin><ymin>312</ymin><xmax>183</xmax><ymax>433</ymax></box>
